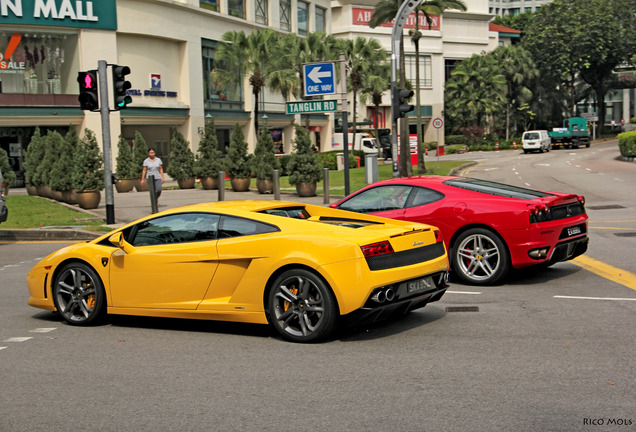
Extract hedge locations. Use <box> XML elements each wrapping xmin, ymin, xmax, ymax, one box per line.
<box><xmin>617</xmin><ymin>131</ymin><xmax>636</xmax><ymax>157</ymax></box>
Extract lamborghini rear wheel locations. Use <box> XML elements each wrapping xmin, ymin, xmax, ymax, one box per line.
<box><xmin>53</xmin><ymin>262</ymin><xmax>106</xmax><ymax>325</ymax></box>
<box><xmin>268</xmin><ymin>269</ymin><xmax>337</xmax><ymax>343</ymax></box>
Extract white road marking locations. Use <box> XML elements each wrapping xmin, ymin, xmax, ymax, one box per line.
<box><xmin>614</xmin><ymin>178</ymin><xmax>624</xmax><ymax>182</ymax></box>
<box><xmin>525</xmin><ymin>183</ymin><xmax>532</xmax><ymax>187</ymax></box>
<box><xmin>537</xmin><ymin>163</ymin><xmax>550</xmax><ymax>166</ymax></box>
<box><xmin>30</xmin><ymin>328</ymin><xmax>57</xmax><ymax>333</ymax></box>
<box><xmin>3</xmin><ymin>337</ymin><xmax>33</xmax><ymax>343</ymax></box>
<box><xmin>484</xmin><ymin>168</ymin><xmax>498</xmax><ymax>171</ymax></box>
<box><xmin>0</xmin><ymin>347</ymin><xmax>7</xmax><ymax>351</ymax></box>
<box><xmin>585</xmin><ymin>168</ymin><xmax>591</xmax><ymax>171</ymax></box>
<box><xmin>554</xmin><ymin>295</ymin><xmax>636</xmax><ymax>301</ymax></box>
<box><xmin>446</xmin><ymin>291</ymin><xmax>482</xmax><ymax>295</ymax></box>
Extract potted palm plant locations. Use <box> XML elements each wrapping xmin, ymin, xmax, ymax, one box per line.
<box><xmin>224</xmin><ymin>123</ymin><xmax>253</xmax><ymax>192</ymax></box>
<box><xmin>115</xmin><ymin>135</ymin><xmax>135</xmax><ymax>193</ymax></box>
<box><xmin>253</xmin><ymin>124</ymin><xmax>280</xmax><ymax>194</ymax></box>
<box><xmin>72</xmin><ymin>129</ymin><xmax>104</xmax><ymax>209</ymax></box>
<box><xmin>194</xmin><ymin>118</ymin><xmax>224</xmax><ymax>190</ymax></box>
<box><xmin>166</xmin><ymin>127</ymin><xmax>196</xmax><ymax>189</ymax></box>
<box><xmin>132</xmin><ymin>131</ymin><xmax>149</xmax><ymax>192</ymax></box>
<box><xmin>287</xmin><ymin>124</ymin><xmax>323</xmax><ymax>197</ymax></box>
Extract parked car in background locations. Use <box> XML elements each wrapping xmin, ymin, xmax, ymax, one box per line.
<box><xmin>332</xmin><ymin>176</ymin><xmax>589</xmax><ymax>285</ymax></box>
<box><xmin>522</xmin><ymin>130</ymin><xmax>551</xmax><ymax>153</ymax></box>
<box><xmin>27</xmin><ymin>200</ymin><xmax>449</xmax><ymax>342</ymax></box>
<box><xmin>0</xmin><ymin>168</ymin><xmax>8</xmax><ymax>224</ymax></box>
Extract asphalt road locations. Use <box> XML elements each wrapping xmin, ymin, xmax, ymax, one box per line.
<box><xmin>1</xmin><ymin>141</ymin><xmax>634</xmax><ymax>431</ymax></box>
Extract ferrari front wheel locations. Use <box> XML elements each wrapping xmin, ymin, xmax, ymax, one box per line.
<box><xmin>268</xmin><ymin>269</ymin><xmax>338</xmax><ymax>343</ymax></box>
<box><xmin>452</xmin><ymin>228</ymin><xmax>510</xmax><ymax>285</ymax></box>
<box><xmin>52</xmin><ymin>262</ymin><xmax>106</xmax><ymax>325</ymax></box>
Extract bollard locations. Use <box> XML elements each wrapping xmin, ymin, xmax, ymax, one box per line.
<box><xmin>323</xmin><ymin>168</ymin><xmax>330</xmax><ymax>204</ymax></box>
<box><xmin>273</xmin><ymin>169</ymin><xmax>280</xmax><ymax>200</ymax></box>
<box><xmin>218</xmin><ymin>171</ymin><xmax>225</xmax><ymax>201</ymax></box>
<box><xmin>148</xmin><ymin>175</ymin><xmax>158</xmax><ymax>214</ymax></box>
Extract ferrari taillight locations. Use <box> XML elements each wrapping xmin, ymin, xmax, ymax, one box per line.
<box><xmin>529</xmin><ymin>204</ymin><xmax>551</xmax><ymax>223</ymax></box>
<box><xmin>434</xmin><ymin>229</ymin><xmax>443</xmax><ymax>243</ymax></box>
<box><xmin>578</xmin><ymin>195</ymin><xmax>585</xmax><ymax>206</ymax></box>
<box><xmin>361</xmin><ymin>241</ymin><xmax>394</xmax><ymax>258</ymax></box>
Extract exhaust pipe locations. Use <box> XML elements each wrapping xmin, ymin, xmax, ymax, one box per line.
<box><xmin>385</xmin><ymin>288</ymin><xmax>395</xmax><ymax>302</ymax></box>
<box><xmin>371</xmin><ymin>290</ymin><xmax>386</xmax><ymax>303</ymax></box>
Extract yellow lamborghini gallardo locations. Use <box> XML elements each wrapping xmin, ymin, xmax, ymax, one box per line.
<box><xmin>27</xmin><ymin>201</ymin><xmax>449</xmax><ymax>342</ymax></box>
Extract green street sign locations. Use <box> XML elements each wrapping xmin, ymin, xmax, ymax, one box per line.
<box><xmin>286</xmin><ymin>100</ymin><xmax>338</xmax><ymax>114</ymax></box>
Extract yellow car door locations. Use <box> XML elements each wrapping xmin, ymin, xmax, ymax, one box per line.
<box><xmin>108</xmin><ymin>212</ymin><xmax>220</xmax><ymax>310</ymax></box>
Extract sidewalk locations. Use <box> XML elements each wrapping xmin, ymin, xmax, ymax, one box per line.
<box><xmin>0</xmin><ymin>182</ymin><xmax>341</xmax><ymax>241</ymax></box>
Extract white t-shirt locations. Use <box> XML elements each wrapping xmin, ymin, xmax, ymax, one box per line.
<box><xmin>143</xmin><ymin>157</ymin><xmax>163</xmax><ymax>179</ymax></box>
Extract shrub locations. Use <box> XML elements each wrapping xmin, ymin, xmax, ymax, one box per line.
<box><xmin>0</xmin><ymin>148</ymin><xmax>15</xmax><ymax>190</ymax></box>
<box><xmin>49</xmin><ymin>126</ymin><xmax>76</xmax><ymax>192</ymax></box>
<box><xmin>445</xmin><ymin>135</ymin><xmax>466</xmax><ymax>145</ymax></box>
<box><xmin>36</xmin><ymin>130</ymin><xmax>64</xmax><ymax>187</ymax></box>
<box><xmin>617</xmin><ymin>131</ymin><xmax>636</xmax><ymax>157</ymax></box>
<box><xmin>278</xmin><ymin>155</ymin><xmax>292</xmax><ymax>176</ymax></box>
<box><xmin>131</xmin><ymin>131</ymin><xmax>149</xmax><ymax>179</ymax></box>
<box><xmin>72</xmin><ymin>129</ymin><xmax>104</xmax><ymax>192</ymax></box>
<box><xmin>630</xmin><ymin>117</ymin><xmax>636</xmax><ymax>124</ymax></box>
<box><xmin>253</xmin><ymin>124</ymin><xmax>281</xmax><ymax>180</ymax></box>
<box><xmin>194</xmin><ymin>118</ymin><xmax>225</xmax><ymax>179</ymax></box>
<box><xmin>317</xmin><ymin>151</ymin><xmax>338</xmax><ymax>170</ymax></box>
<box><xmin>287</xmin><ymin>124</ymin><xmax>323</xmax><ymax>185</ymax></box>
<box><xmin>166</xmin><ymin>128</ymin><xmax>195</xmax><ymax>181</ymax></box>
<box><xmin>224</xmin><ymin>123</ymin><xmax>253</xmax><ymax>179</ymax></box>
<box><xmin>115</xmin><ymin>135</ymin><xmax>135</xmax><ymax>179</ymax></box>
<box><xmin>24</xmin><ymin>127</ymin><xmax>46</xmax><ymax>187</ymax></box>
<box><xmin>460</xmin><ymin>125</ymin><xmax>487</xmax><ymax>147</ymax></box>
<box><xmin>446</xmin><ymin>144</ymin><xmax>470</xmax><ymax>154</ymax></box>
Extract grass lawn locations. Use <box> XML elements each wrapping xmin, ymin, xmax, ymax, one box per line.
<box><xmin>3</xmin><ymin>159</ymin><xmax>471</xmax><ymax>230</ymax></box>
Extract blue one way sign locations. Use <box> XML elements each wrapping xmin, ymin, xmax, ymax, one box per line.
<box><xmin>303</xmin><ymin>62</ymin><xmax>336</xmax><ymax>97</ymax></box>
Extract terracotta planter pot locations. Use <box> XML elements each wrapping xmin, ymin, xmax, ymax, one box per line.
<box><xmin>296</xmin><ymin>181</ymin><xmax>317</xmax><ymax>197</ymax></box>
<box><xmin>256</xmin><ymin>178</ymin><xmax>273</xmax><ymax>194</ymax></box>
<box><xmin>230</xmin><ymin>177</ymin><xmax>250</xmax><ymax>192</ymax></box>
<box><xmin>76</xmin><ymin>191</ymin><xmax>101</xmax><ymax>210</ymax></box>
<box><xmin>115</xmin><ymin>178</ymin><xmax>135</xmax><ymax>193</ymax></box>
<box><xmin>62</xmin><ymin>190</ymin><xmax>77</xmax><ymax>205</ymax></box>
<box><xmin>177</xmin><ymin>178</ymin><xmax>195</xmax><ymax>189</ymax></box>
<box><xmin>37</xmin><ymin>185</ymin><xmax>52</xmax><ymax>198</ymax></box>
<box><xmin>134</xmin><ymin>178</ymin><xmax>149</xmax><ymax>192</ymax></box>
<box><xmin>26</xmin><ymin>184</ymin><xmax>37</xmax><ymax>196</ymax></box>
<box><xmin>51</xmin><ymin>190</ymin><xmax>64</xmax><ymax>202</ymax></box>
<box><xmin>200</xmin><ymin>176</ymin><xmax>219</xmax><ymax>190</ymax></box>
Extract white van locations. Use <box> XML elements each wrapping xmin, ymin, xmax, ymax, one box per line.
<box><xmin>522</xmin><ymin>130</ymin><xmax>551</xmax><ymax>153</ymax></box>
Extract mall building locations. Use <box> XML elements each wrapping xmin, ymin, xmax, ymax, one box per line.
<box><xmin>1</xmin><ymin>0</ymin><xmax>503</xmax><ymax>186</ymax></box>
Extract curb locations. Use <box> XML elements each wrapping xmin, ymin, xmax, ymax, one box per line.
<box><xmin>0</xmin><ymin>228</ymin><xmax>102</xmax><ymax>242</ymax></box>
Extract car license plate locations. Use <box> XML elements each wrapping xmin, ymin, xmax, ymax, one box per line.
<box><xmin>407</xmin><ymin>277</ymin><xmax>434</xmax><ymax>294</ymax></box>
<box><xmin>567</xmin><ymin>226</ymin><xmax>582</xmax><ymax>236</ymax></box>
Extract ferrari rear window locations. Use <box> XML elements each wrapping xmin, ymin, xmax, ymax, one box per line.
<box><xmin>444</xmin><ymin>178</ymin><xmax>551</xmax><ymax>200</ymax></box>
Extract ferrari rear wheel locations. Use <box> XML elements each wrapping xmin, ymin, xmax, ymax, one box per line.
<box><xmin>53</xmin><ymin>262</ymin><xmax>106</xmax><ymax>325</ymax></box>
<box><xmin>268</xmin><ymin>269</ymin><xmax>338</xmax><ymax>342</ymax></box>
<box><xmin>452</xmin><ymin>228</ymin><xmax>510</xmax><ymax>285</ymax></box>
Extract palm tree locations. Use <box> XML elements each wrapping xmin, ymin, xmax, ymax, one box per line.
<box><xmin>213</xmin><ymin>29</ymin><xmax>281</xmax><ymax>132</ymax></box>
<box><xmin>340</xmin><ymin>37</ymin><xmax>387</xmax><ymax>149</ymax></box>
<box><xmin>360</xmin><ymin>62</ymin><xmax>390</xmax><ymax>154</ymax></box>
<box><xmin>410</xmin><ymin>0</ymin><xmax>466</xmax><ymax>172</ymax></box>
<box><xmin>491</xmin><ymin>45</ymin><xmax>537</xmax><ymax>139</ymax></box>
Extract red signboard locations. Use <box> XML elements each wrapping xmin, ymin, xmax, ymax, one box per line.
<box><xmin>352</xmin><ymin>7</ymin><xmax>441</xmax><ymax>31</ymax></box>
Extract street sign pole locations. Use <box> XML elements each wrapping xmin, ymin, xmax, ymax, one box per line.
<box><xmin>98</xmin><ymin>60</ymin><xmax>115</xmax><ymax>224</ymax></box>
<box><xmin>339</xmin><ymin>53</ymin><xmax>350</xmax><ymax>196</ymax></box>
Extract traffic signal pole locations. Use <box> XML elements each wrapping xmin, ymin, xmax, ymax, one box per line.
<box><xmin>97</xmin><ymin>60</ymin><xmax>115</xmax><ymax>224</ymax></box>
<box><xmin>391</xmin><ymin>0</ymin><xmax>423</xmax><ymax>178</ymax></box>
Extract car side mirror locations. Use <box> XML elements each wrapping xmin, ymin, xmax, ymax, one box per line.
<box><xmin>109</xmin><ymin>232</ymin><xmax>135</xmax><ymax>254</ymax></box>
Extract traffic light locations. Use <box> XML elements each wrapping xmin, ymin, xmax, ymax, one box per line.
<box><xmin>77</xmin><ymin>70</ymin><xmax>99</xmax><ymax>111</ymax></box>
<box><xmin>112</xmin><ymin>65</ymin><xmax>132</xmax><ymax>110</ymax></box>
<box><xmin>393</xmin><ymin>88</ymin><xmax>414</xmax><ymax>121</ymax></box>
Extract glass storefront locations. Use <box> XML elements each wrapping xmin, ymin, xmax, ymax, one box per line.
<box><xmin>0</xmin><ymin>29</ymin><xmax>78</xmax><ymax>95</ymax></box>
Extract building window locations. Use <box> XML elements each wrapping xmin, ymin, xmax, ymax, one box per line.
<box><xmin>315</xmin><ymin>6</ymin><xmax>326</xmax><ymax>33</ymax></box>
<box><xmin>405</xmin><ymin>55</ymin><xmax>432</xmax><ymax>87</ymax></box>
<box><xmin>280</xmin><ymin>0</ymin><xmax>291</xmax><ymax>31</ymax></box>
<box><xmin>255</xmin><ymin>0</ymin><xmax>268</xmax><ymax>24</ymax></box>
<box><xmin>297</xmin><ymin>1</ymin><xmax>308</xmax><ymax>36</ymax></box>
<box><xmin>200</xmin><ymin>0</ymin><xmax>218</xmax><ymax>12</ymax></box>
<box><xmin>228</xmin><ymin>0</ymin><xmax>245</xmax><ymax>19</ymax></box>
<box><xmin>202</xmin><ymin>40</ymin><xmax>243</xmax><ymax>111</ymax></box>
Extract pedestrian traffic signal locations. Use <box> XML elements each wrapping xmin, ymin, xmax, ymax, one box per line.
<box><xmin>112</xmin><ymin>65</ymin><xmax>132</xmax><ymax>110</ymax></box>
<box><xmin>77</xmin><ymin>70</ymin><xmax>99</xmax><ymax>111</ymax></box>
<box><xmin>393</xmin><ymin>88</ymin><xmax>415</xmax><ymax>121</ymax></box>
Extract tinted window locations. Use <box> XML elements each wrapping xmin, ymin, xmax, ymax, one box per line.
<box><xmin>444</xmin><ymin>178</ymin><xmax>551</xmax><ymax>200</ymax></box>
<box><xmin>339</xmin><ymin>185</ymin><xmax>413</xmax><ymax>212</ymax></box>
<box><xmin>407</xmin><ymin>187</ymin><xmax>444</xmax><ymax>207</ymax></box>
<box><xmin>523</xmin><ymin>132</ymin><xmax>539</xmax><ymax>140</ymax></box>
<box><xmin>218</xmin><ymin>215</ymin><xmax>278</xmax><ymax>239</ymax></box>
<box><xmin>131</xmin><ymin>213</ymin><xmax>220</xmax><ymax>246</ymax></box>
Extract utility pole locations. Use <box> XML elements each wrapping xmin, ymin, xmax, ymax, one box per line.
<box><xmin>97</xmin><ymin>60</ymin><xmax>115</xmax><ymax>224</ymax></box>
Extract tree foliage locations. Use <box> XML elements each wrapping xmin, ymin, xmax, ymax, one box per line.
<box><xmin>115</xmin><ymin>135</ymin><xmax>135</xmax><ymax>179</ymax></box>
<box><xmin>224</xmin><ymin>123</ymin><xmax>253</xmax><ymax>179</ymax></box>
<box><xmin>131</xmin><ymin>131</ymin><xmax>149</xmax><ymax>179</ymax></box>
<box><xmin>0</xmin><ymin>148</ymin><xmax>15</xmax><ymax>190</ymax></box>
<box><xmin>287</xmin><ymin>124</ymin><xmax>323</xmax><ymax>185</ymax></box>
<box><xmin>24</xmin><ymin>127</ymin><xmax>45</xmax><ymax>187</ymax></box>
<box><xmin>166</xmin><ymin>128</ymin><xmax>195</xmax><ymax>181</ymax></box>
<box><xmin>49</xmin><ymin>126</ymin><xmax>77</xmax><ymax>191</ymax></box>
<box><xmin>253</xmin><ymin>124</ymin><xmax>281</xmax><ymax>180</ymax></box>
<box><xmin>72</xmin><ymin>129</ymin><xmax>104</xmax><ymax>192</ymax></box>
<box><xmin>194</xmin><ymin>118</ymin><xmax>224</xmax><ymax>178</ymax></box>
